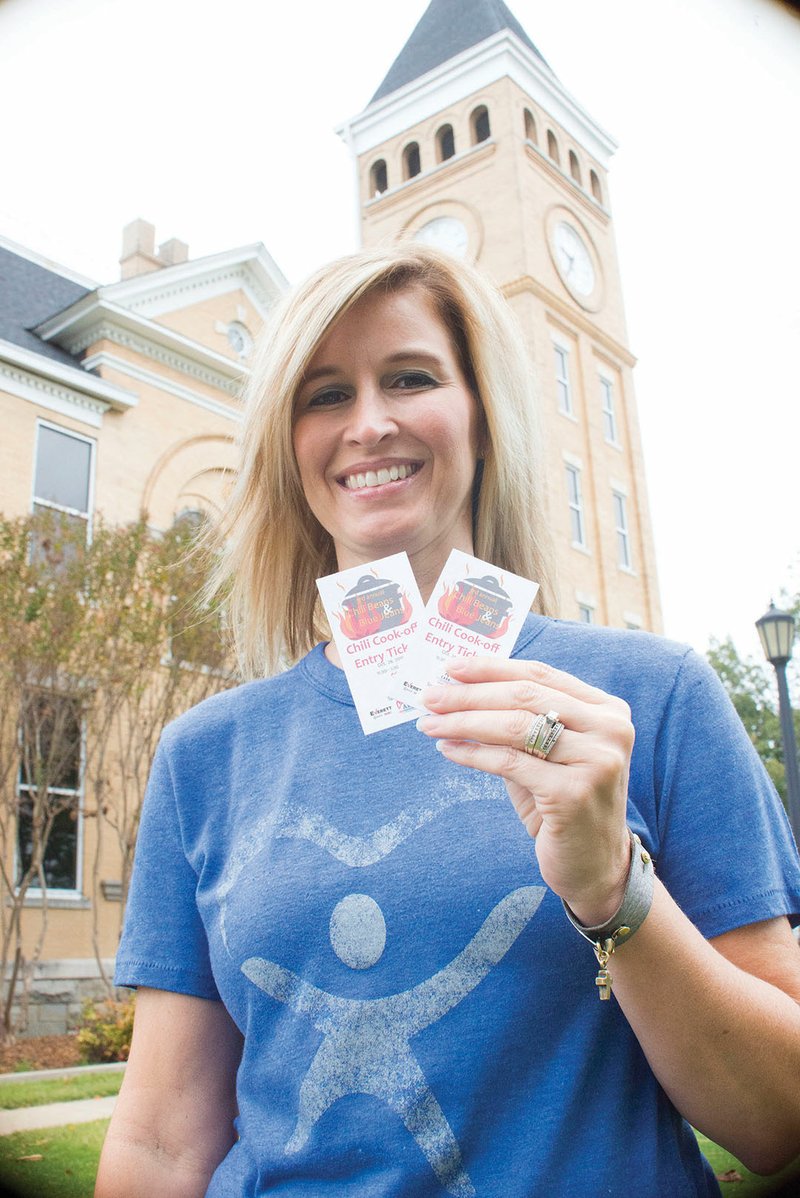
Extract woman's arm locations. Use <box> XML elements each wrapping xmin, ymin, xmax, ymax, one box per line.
<box><xmin>417</xmin><ymin>655</ymin><xmax>800</xmax><ymax>1175</ymax></box>
<box><xmin>95</xmin><ymin>988</ymin><xmax>243</xmax><ymax>1198</ymax></box>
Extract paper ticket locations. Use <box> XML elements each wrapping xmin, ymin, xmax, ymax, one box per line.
<box><xmin>316</xmin><ymin>552</ymin><xmax>423</xmax><ymax>735</ymax></box>
<box><xmin>391</xmin><ymin>548</ymin><xmax>539</xmax><ymax>709</ymax></box>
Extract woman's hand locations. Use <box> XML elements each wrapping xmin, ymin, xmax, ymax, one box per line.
<box><xmin>417</xmin><ymin>656</ymin><xmax>634</xmax><ymax>926</ymax></box>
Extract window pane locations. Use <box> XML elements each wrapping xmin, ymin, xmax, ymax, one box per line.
<box><xmin>34</xmin><ymin>426</ymin><xmax>92</xmax><ymax>513</ymax></box>
<box><xmin>19</xmin><ymin>694</ymin><xmax>82</xmax><ymax>791</ymax></box>
<box><xmin>17</xmin><ymin>798</ymin><xmax>79</xmax><ymax>890</ymax></box>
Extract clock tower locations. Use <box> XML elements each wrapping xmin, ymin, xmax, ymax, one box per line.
<box><xmin>338</xmin><ymin>0</ymin><xmax>661</xmax><ymax>632</ymax></box>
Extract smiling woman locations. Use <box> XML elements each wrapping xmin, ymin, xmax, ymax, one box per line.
<box><xmin>96</xmin><ymin>243</ymin><xmax>800</xmax><ymax>1198</ymax></box>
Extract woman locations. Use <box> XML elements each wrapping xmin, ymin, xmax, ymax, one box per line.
<box><xmin>96</xmin><ymin>245</ymin><xmax>800</xmax><ymax>1197</ymax></box>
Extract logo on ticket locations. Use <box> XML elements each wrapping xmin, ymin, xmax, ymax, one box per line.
<box><xmin>337</xmin><ymin>575</ymin><xmax>414</xmax><ymax>640</ymax></box>
<box><xmin>437</xmin><ymin>573</ymin><xmax>512</xmax><ymax>639</ymax></box>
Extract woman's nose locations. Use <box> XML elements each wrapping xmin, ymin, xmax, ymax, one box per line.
<box><xmin>344</xmin><ymin>388</ymin><xmax>398</xmax><ymax>446</ymax></box>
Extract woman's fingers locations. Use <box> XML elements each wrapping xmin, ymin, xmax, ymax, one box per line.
<box><xmin>416</xmin><ymin>708</ymin><xmax>574</xmax><ymax>764</ymax></box>
<box><xmin>443</xmin><ymin>656</ymin><xmax>618</xmax><ymax>708</ymax></box>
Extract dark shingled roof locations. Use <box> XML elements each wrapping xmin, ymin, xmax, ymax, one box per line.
<box><xmin>0</xmin><ymin>246</ymin><xmax>92</xmax><ymax>369</ymax></box>
<box><xmin>370</xmin><ymin>0</ymin><xmax>548</xmax><ymax>104</ymax></box>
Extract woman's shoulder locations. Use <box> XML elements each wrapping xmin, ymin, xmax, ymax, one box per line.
<box><xmin>514</xmin><ymin>613</ymin><xmax>707</xmax><ymax>706</ymax></box>
<box><xmin>159</xmin><ymin>659</ymin><xmax>306</xmax><ymax>750</ymax></box>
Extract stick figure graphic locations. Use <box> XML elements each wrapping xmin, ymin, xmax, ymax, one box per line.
<box><xmin>242</xmin><ymin>884</ymin><xmax>545</xmax><ymax>1197</ymax></box>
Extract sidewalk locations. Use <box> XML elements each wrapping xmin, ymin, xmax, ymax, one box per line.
<box><xmin>0</xmin><ymin>1094</ymin><xmax>116</xmax><ymax>1134</ymax></box>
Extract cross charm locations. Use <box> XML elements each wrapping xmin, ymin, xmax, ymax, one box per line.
<box><xmin>595</xmin><ymin>966</ymin><xmax>612</xmax><ymax>1000</ymax></box>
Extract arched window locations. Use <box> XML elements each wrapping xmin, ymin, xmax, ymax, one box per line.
<box><xmin>547</xmin><ymin>129</ymin><xmax>560</xmax><ymax>165</ymax></box>
<box><xmin>524</xmin><ymin>108</ymin><xmax>537</xmax><ymax>143</ymax></box>
<box><xmin>436</xmin><ymin>124</ymin><xmax>456</xmax><ymax>162</ymax></box>
<box><xmin>590</xmin><ymin>169</ymin><xmax>603</xmax><ymax>203</ymax></box>
<box><xmin>370</xmin><ymin>159</ymin><xmax>388</xmax><ymax>196</ymax></box>
<box><xmin>568</xmin><ymin>150</ymin><xmax>582</xmax><ymax>184</ymax></box>
<box><xmin>470</xmin><ymin>105</ymin><xmax>491</xmax><ymax>145</ymax></box>
<box><xmin>402</xmin><ymin>142</ymin><xmax>421</xmax><ymax>180</ymax></box>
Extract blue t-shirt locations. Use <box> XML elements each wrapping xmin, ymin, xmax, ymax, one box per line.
<box><xmin>116</xmin><ymin>616</ymin><xmax>800</xmax><ymax>1197</ymax></box>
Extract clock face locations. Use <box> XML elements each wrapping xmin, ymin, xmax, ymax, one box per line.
<box><xmin>414</xmin><ymin>216</ymin><xmax>469</xmax><ymax>258</ymax></box>
<box><xmin>553</xmin><ymin>221</ymin><xmax>596</xmax><ymax>297</ymax></box>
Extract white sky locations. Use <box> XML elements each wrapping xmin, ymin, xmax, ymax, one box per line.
<box><xmin>1</xmin><ymin>0</ymin><xmax>798</xmax><ymax>661</ymax></box>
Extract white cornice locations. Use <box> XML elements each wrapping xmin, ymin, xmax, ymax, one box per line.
<box><xmin>101</xmin><ymin>244</ymin><xmax>287</xmax><ymax>321</ymax></box>
<box><xmin>34</xmin><ymin>301</ymin><xmax>246</xmax><ymax>396</ymax></box>
<box><xmin>0</xmin><ymin>338</ymin><xmax>137</xmax><ymax>414</ymax></box>
<box><xmin>338</xmin><ymin>30</ymin><xmax>617</xmax><ymax>166</ymax></box>
<box><xmin>82</xmin><ymin>352</ymin><xmax>244</xmax><ymax>424</ymax></box>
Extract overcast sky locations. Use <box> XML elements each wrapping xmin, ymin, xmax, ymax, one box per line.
<box><xmin>1</xmin><ymin>0</ymin><xmax>798</xmax><ymax>663</ymax></box>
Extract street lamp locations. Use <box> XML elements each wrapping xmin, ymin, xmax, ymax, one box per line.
<box><xmin>756</xmin><ymin>602</ymin><xmax>800</xmax><ymax>845</ymax></box>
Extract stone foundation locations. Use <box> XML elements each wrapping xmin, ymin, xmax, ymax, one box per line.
<box><xmin>5</xmin><ymin>959</ymin><xmax>120</xmax><ymax>1038</ymax></box>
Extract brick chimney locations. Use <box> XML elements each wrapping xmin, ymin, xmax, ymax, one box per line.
<box><xmin>119</xmin><ymin>221</ymin><xmax>190</xmax><ymax>278</ymax></box>
<box><xmin>119</xmin><ymin>219</ymin><xmax>161</xmax><ymax>279</ymax></box>
<box><xmin>157</xmin><ymin>238</ymin><xmax>189</xmax><ymax>267</ymax></box>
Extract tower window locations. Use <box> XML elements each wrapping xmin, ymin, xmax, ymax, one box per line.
<box><xmin>613</xmin><ymin>491</ymin><xmax>632</xmax><ymax>570</ymax></box>
<box><xmin>590</xmin><ymin>169</ymin><xmax>603</xmax><ymax>204</ymax></box>
<box><xmin>524</xmin><ymin>108</ymin><xmax>537</xmax><ymax>144</ymax></box>
<box><xmin>553</xmin><ymin>344</ymin><xmax>572</xmax><ymax>416</ymax></box>
<box><xmin>547</xmin><ymin>130</ymin><xmax>560</xmax><ymax>165</ymax></box>
<box><xmin>569</xmin><ymin>150</ymin><xmax>582</xmax><ymax>185</ymax></box>
<box><xmin>435</xmin><ymin>124</ymin><xmax>455</xmax><ymax>162</ymax></box>
<box><xmin>370</xmin><ymin>159</ymin><xmax>388</xmax><ymax>196</ymax></box>
<box><xmin>470</xmin><ymin>105</ymin><xmax>491</xmax><ymax>145</ymax></box>
<box><xmin>600</xmin><ymin>377</ymin><xmax>618</xmax><ymax>444</ymax></box>
<box><xmin>402</xmin><ymin>142</ymin><xmax>421</xmax><ymax>180</ymax></box>
<box><xmin>565</xmin><ymin>464</ymin><xmax>586</xmax><ymax>548</ymax></box>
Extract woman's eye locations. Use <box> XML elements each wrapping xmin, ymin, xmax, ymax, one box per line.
<box><xmin>393</xmin><ymin>372</ymin><xmax>437</xmax><ymax>390</ymax></box>
<box><xmin>307</xmin><ymin>388</ymin><xmax>348</xmax><ymax>408</ymax></box>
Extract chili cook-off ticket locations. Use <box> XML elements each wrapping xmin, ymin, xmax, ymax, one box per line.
<box><xmin>391</xmin><ymin>548</ymin><xmax>540</xmax><ymax>710</ymax></box>
<box><xmin>316</xmin><ymin>552</ymin><xmax>424</xmax><ymax>735</ymax></box>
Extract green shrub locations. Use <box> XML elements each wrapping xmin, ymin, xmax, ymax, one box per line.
<box><xmin>76</xmin><ymin>994</ymin><xmax>135</xmax><ymax>1063</ymax></box>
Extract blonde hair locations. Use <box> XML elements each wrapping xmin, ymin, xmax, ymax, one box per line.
<box><xmin>210</xmin><ymin>243</ymin><xmax>556</xmax><ymax>678</ymax></box>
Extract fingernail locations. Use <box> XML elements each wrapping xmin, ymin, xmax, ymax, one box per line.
<box><xmin>415</xmin><ymin>715</ymin><xmax>435</xmax><ymax>732</ymax></box>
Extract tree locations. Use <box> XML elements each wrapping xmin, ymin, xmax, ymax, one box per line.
<box><xmin>0</xmin><ymin>511</ymin><xmax>236</xmax><ymax>1039</ymax></box>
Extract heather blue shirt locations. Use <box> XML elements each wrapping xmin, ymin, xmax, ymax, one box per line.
<box><xmin>116</xmin><ymin>616</ymin><xmax>800</xmax><ymax>1197</ymax></box>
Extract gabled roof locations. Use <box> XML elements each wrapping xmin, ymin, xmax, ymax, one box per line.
<box><xmin>370</xmin><ymin>0</ymin><xmax>548</xmax><ymax>104</ymax></box>
<box><xmin>0</xmin><ymin>244</ymin><xmax>91</xmax><ymax>369</ymax></box>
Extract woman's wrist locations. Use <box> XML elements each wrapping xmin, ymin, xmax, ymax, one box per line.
<box><xmin>560</xmin><ymin>831</ymin><xmax>632</xmax><ymax>928</ymax></box>
<box><xmin>563</xmin><ymin>829</ymin><xmax>655</xmax><ymax>945</ymax></box>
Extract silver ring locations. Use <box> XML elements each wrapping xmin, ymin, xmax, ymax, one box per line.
<box><xmin>534</xmin><ymin>720</ymin><xmax>564</xmax><ymax>759</ymax></box>
<box><xmin>523</xmin><ymin>710</ymin><xmax>565</xmax><ymax>759</ymax></box>
<box><xmin>523</xmin><ymin>714</ymin><xmax>545</xmax><ymax>755</ymax></box>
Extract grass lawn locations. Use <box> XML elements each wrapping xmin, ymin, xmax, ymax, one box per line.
<box><xmin>0</xmin><ymin>1071</ymin><xmax>123</xmax><ymax>1110</ymax></box>
<box><xmin>0</xmin><ymin>1118</ymin><xmax>108</xmax><ymax>1198</ymax></box>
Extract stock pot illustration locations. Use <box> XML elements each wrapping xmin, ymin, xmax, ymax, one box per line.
<box><xmin>338</xmin><ymin>575</ymin><xmax>412</xmax><ymax>639</ymax></box>
<box><xmin>438</xmin><ymin>574</ymin><xmax>512</xmax><ymax>638</ymax></box>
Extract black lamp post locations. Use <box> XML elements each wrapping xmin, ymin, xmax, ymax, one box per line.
<box><xmin>756</xmin><ymin>602</ymin><xmax>800</xmax><ymax>844</ymax></box>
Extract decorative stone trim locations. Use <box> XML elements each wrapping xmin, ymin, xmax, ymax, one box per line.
<box><xmin>82</xmin><ymin>352</ymin><xmax>243</xmax><ymax>423</ymax></box>
<box><xmin>67</xmin><ymin>324</ymin><xmax>244</xmax><ymax>396</ymax></box>
<box><xmin>0</xmin><ymin>360</ymin><xmax>108</xmax><ymax>428</ymax></box>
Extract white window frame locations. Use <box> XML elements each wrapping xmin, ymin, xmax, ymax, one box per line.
<box><xmin>565</xmin><ymin>462</ymin><xmax>586</xmax><ymax>548</ymax></box>
<box><xmin>577</xmin><ymin>603</ymin><xmax>594</xmax><ymax>624</ymax></box>
<box><xmin>599</xmin><ymin>375</ymin><xmax>619</xmax><ymax>445</ymax></box>
<box><xmin>552</xmin><ymin>341</ymin><xmax>574</xmax><ymax>417</ymax></box>
<box><xmin>612</xmin><ymin>488</ymin><xmax>632</xmax><ymax>571</ymax></box>
<box><xmin>31</xmin><ymin>420</ymin><xmax>96</xmax><ymax>541</ymax></box>
<box><xmin>15</xmin><ymin>696</ymin><xmax>86</xmax><ymax>899</ymax></box>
